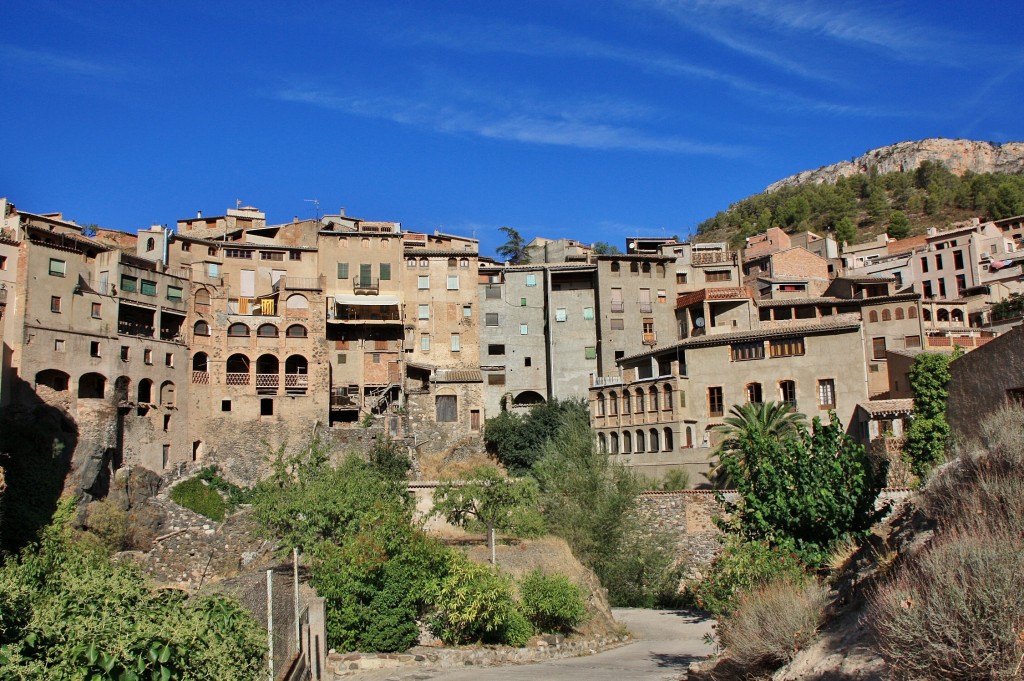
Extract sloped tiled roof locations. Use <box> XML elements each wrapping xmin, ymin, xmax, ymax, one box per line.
<box><xmin>858</xmin><ymin>398</ymin><xmax>914</xmax><ymax>416</ymax></box>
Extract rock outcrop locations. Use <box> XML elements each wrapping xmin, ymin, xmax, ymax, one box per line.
<box><xmin>766</xmin><ymin>138</ymin><xmax>1024</xmax><ymax>193</ymax></box>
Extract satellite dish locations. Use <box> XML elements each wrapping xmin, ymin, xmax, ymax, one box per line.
<box><xmin>695</xmin><ymin>316</ymin><xmax>705</xmax><ymax>328</ymax></box>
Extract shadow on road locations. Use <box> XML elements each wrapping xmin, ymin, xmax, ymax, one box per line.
<box><xmin>650</xmin><ymin>652</ymin><xmax>707</xmax><ymax>669</ymax></box>
<box><xmin>658</xmin><ymin>608</ymin><xmax>715</xmax><ymax>623</ymax></box>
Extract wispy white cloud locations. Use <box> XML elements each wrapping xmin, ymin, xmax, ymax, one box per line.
<box><xmin>277</xmin><ymin>86</ymin><xmax>750</xmax><ymax>157</ymax></box>
<box><xmin>0</xmin><ymin>44</ymin><xmax>120</xmax><ymax>78</ymax></box>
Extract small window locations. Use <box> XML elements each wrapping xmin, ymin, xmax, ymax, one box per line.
<box><xmin>289</xmin><ymin>251</ymin><xmax>302</xmax><ymax>261</ymax></box>
<box><xmin>286</xmin><ymin>324</ymin><xmax>307</xmax><ymax>338</ymax></box>
<box><xmin>167</xmin><ymin>286</ymin><xmax>183</xmax><ymax>302</ymax></box>
<box><xmin>55</xmin><ymin>339</ymin><xmax>66</xmax><ymax>352</ymax></box>
<box><xmin>436</xmin><ymin>395</ymin><xmax>458</xmax><ymax>422</ymax></box>
<box><xmin>380</xmin><ymin>263</ymin><xmax>391</xmax><ymax>281</ymax></box>
<box><xmin>657</xmin><ymin>290</ymin><xmax>667</xmax><ymax>303</ymax></box>
<box><xmin>140</xmin><ymin>280</ymin><xmax>157</xmax><ymax>296</ymax></box>
<box><xmin>418</xmin><ymin>304</ymin><xmax>430</xmax><ymax>320</ymax></box>
<box><xmin>221</xmin><ymin>400</ymin><xmax>231</xmax><ymax>412</ymax></box>
<box><xmin>460</xmin><ymin>258</ymin><xmax>469</xmax><ymax>268</ymax></box>
<box><xmin>91</xmin><ymin>302</ymin><xmax>102</xmax><ymax>318</ymax></box>
<box><xmin>769</xmin><ymin>338</ymin><xmax>805</xmax><ymax>357</ymax></box>
<box><xmin>257</xmin><ymin>323</ymin><xmax>279</xmax><ymax>338</ymax></box>
<box><xmin>418</xmin><ymin>275</ymin><xmax>429</xmax><ymax>289</ymax></box>
<box><xmin>555</xmin><ymin>308</ymin><xmax>567</xmax><ymax>322</ymax></box>
<box><xmin>337</xmin><ymin>262</ymin><xmax>349</xmax><ymax>279</ymax></box>
<box><xmin>872</xmin><ymin>337</ymin><xmax>887</xmax><ymax>360</ymax></box>
<box><xmin>525</xmin><ymin>357</ymin><xmax>532</xmax><ymax>367</ymax></box>
<box><xmin>520</xmin><ymin>297</ymin><xmax>527</xmax><ymax>307</ymax></box>
<box><xmin>144</xmin><ymin>349</ymin><xmax>153</xmax><ymax>365</ymax></box>
<box><xmin>463</xmin><ymin>305</ymin><xmax>472</xmax><ymax>317</ymax></box>
<box><xmin>419</xmin><ymin>258</ymin><xmax>428</xmax><ymax>267</ymax></box>
<box><xmin>488</xmin><ymin>373</ymin><xmax>506</xmax><ymax>385</ymax></box>
<box><xmin>448</xmin><ymin>257</ymin><xmax>457</xmax><ymax>268</ymax></box>
<box><xmin>731</xmin><ymin>341</ymin><xmax>765</xmax><ymax>361</ymax></box>
<box><xmin>447</xmin><ymin>275</ymin><xmax>459</xmax><ymax>290</ymax></box>
<box><xmin>818</xmin><ymin>379</ymin><xmax>836</xmax><ymax>409</ymax></box>
<box><xmin>228</xmin><ymin>323</ymin><xmax>250</xmax><ymax>337</ymax></box>
<box><xmin>194</xmin><ymin>320</ymin><xmax>211</xmax><ymax>336</ymax></box>
<box><xmin>120</xmin><ymin>346</ymin><xmax>129</xmax><ymax>361</ymax></box>
<box><xmin>260</xmin><ymin>251</ymin><xmax>284</xmax><ymax>261</ymax></box>
<box><xmin>372</xmin><ymin>353</ymin><xmax>381</xmax><ymax>364</ymax></box>
<box><xmin>163</xmin><ymin>414</ymin><xmax>171</xmax><ymax>432</ymax></box>
<box><xmin>50</xmin><ymin>296</ymin><xmax>61</xmax><ymax>313</ymax></box>
<box><xmin>146</xmin><ymin>237</ymin><xmax>156</xmax><ymax>252</ymax></box>
<box><xmin>450</xmin><ymin>333</ymin><xmax>461</xmax><ymax>352</ymax></box>
<box><xmin>421</xmin><ymin>334</ymin><xmax>430</xmax><ymax>352</ymax></box>
<box><xmin>90</xmin><ymin>341</ymin><xmax>101</xmax><ymax>358</ymax></box>
<box><xmin>706</xmin><ymin>270</ymin><xmax>731</xmax><ymax>282</ymax></box>
<box><xmin>610</xmin><ymin>318</ymin><xmax>625</xmax><ymax>330</ymax></box>
<box><xmin>120</xmin><ymin>275</ymin><xmax>137</xmax><ymax>292</ymax></box>
<box><xmin>708</xmin><ymin>386</ymin><xmax>724</xmax><ymax>417</ymax></box>
<box><xmin>488</xmin><ymin>344</ymin><xmax>505</xmax><ymax>355</ymax></box>
<box><xmin>406</xmin><ymin>258</ymin><xmax>417</xmax><ymax>268</ymax></box>
<box><xmin>585</xmin><ymin>346</ymin><xmax>597</xmax><ymax>360</ymax></box>
<box><xmin>261</xmin><ymin>398</ymin><xmax>274</xmax><ymax>416</ymax></box>
<box><xmin>337</xmin><ymin>353</ymin><xmax>347</xmax><ymax>364</ymax></box>
<box><xmin>520</xmin><ymin>324</ymin><xmax>528</xmax><ymax>335</ymax></box>
<box><xmin>485</xmin><ymin>313</ymin><xmax>499</xmax><ymax>326</ymax></box>
<box><xmin>165</xmin><ymin>353</ymin><xmax>173</xmax><ymax>367</ymax></box>
<box><xmin>583</xmin><ymin>307</ymin><xmax>594</xmax><ymax>320</ymax></box>
<box><xmin>0</xmin><ymin>255</ymin><xmax>7</xmax><ymax>269</ymax></box>
<box><xmin>48</xmin><ymin>258</ymin><xmax>66</xmax><ymax>277</ymax></box>
<box><xmin>526</xmin><ymin>274</ymin><xmax>537</xmax><ymax>287</ymax></box>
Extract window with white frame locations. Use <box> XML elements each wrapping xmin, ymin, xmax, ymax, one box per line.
<box><xmin>418</xmin><ymin>304</ymin><xmax>430</xmax><ymax>320</ymax></box>
<box><xmin>447</xmin><ymin>275</ymin><xmax>459</xmax><ymax>290</ymax></box>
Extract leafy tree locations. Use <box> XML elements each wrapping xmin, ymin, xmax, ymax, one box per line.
<box><xmin>717</xmin><ymin>414</ymin><xmax>886</xmax><ymax>566</ymax></box>
<box><xmin>591</xmin><ymin>241</ymin><xmax>621</xmax><ymax>255</ymax></box>
<box><xmin>496</xmin><ymin>226</ymin><xmax>530</xmax><ymax>265</ymax></box>
<box><xmin>483</xmin><ymin>398</ymin><xmax>588</xmax><ymax>474</ymax></box>
<box><xmin>367</xmin><ymin>437</ymin><xmax>412</xmax><ymax>481</ymax></box>
<box><xmin>425</xmin><ymin>553</ymin><xmax>526</xmax><ymax>646</ymax></box>
<box><xmin>711</xmin><ymin>402</ymin><xmax>806</xmax><ymax>486</ymax></box>
<box><xmin>0</xmin><ymin>499</ymin><xmax>266</xmax><ymax>679</ymax></box>
<box><xmin>833</xmin><ymin>216</ymin><xmax>857</xmax><ymax>245</ymax></box>
<box><xmin>903</xmin><ymin>352</ymin><xmax>954</xmax><ymax>477</ymax></box>
<box><xmin>887</xmin><ymin>210</ymin><xmax>911</xmax><ymax>239</ymax></box>
<box><xmin>991</xmin><ymin>292</ymin><xmax>1024</xmax><ymax>321</ymax></box>
<box><xmin>433</xmin><ymin>465</ymin><xmax>543</xmax><ymax>565</ymax></box>
<box><xmin>518</xmin><ymin>570</ymin><xmax>587</xmax><ymax>633</ymax></box>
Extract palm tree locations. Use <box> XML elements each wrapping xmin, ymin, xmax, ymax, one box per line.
<box><xmin>709</xmin><ymin>401</ymin><xmax>806</xmax><ymax>486</ymax></box>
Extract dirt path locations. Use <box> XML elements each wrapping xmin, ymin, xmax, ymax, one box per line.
<box><xmin>347</xmin><ymin>608</ymin><xmax>716</xmax><ymax>681</ymax></box>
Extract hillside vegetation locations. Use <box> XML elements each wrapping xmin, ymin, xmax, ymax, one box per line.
<box><xmin>696</xmin><ymin>160</ymin><xmax>1024</xmax><ymax>248</ymax></box>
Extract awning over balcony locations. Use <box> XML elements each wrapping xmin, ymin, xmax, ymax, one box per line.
<box><xmin>335</xmin><ymin>294</ymin><xmax>400</xmax><ymax>306</ymax></box>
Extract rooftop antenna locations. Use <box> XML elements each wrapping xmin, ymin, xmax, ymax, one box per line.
<box><xmin>304</xmin><ymin>199</ymin><xmax>321</xmax><ymax>221</ymax></box>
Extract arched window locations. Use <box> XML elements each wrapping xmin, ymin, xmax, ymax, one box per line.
<box><xmin>226</xmin><ymin>354</ymin><xmax>250</xmax><ymax>385</ymax></box>
<box><xmin>137</xmin><ymin>378</ymin><xmax>153</xmax><ymax>403</ymax></box>
<box><xmin>286</xmin><ymin>294</ymin><xmax>308</xmax><ymax>309</ymax></box>
<box><xmin>608</xmin><ymin>391</ymin><xmax>618</xmax><ymax>415</ymax></box>
<box><xmin>610</xmin><ymin>432</ymin><xmax>619</xmax><ymax>454</ymax></box>
<box><xmin>649</xmin><ymin>386</ymin><xmax>659</xmax><ymax>412</ymax></box>
<box><xmin>256</xmin><ymin>354</ymin><xmax>279</xmax><ymax>373</ymax></box>
<box><xmin>160</xmin><ymin>381</ymin><xmax>176</xmax><ymax>407</ymax></box>
<box><xmin>460</xmin><ymin>258</ymin><xmax>469</xmax><ymax>268</ymax></box>
<box><xmin>685</xmin><ymin>426</ymin><xmax>693</xmax><ymax>448</ymax></box>
<box><xmin>895</xmin><ymin>307</ymin><xmax>905</xmax><ymax>320</ymax></box>
<box><xmin>663</xmin><ymin>385</ymin><xmax>673</xmax><ymax>410</ymax></box>
<box><xmin>286</xmin><ymin>324</ymin><xmax>307</xmax><ymax>338</ymax></box>
<box><xmin>194</xmin><ymin>289</ymin><xmax>211</xmax><ymax>308</ymax></box>
<box><xmin>937</xmin><ymin>308</ymin><xmax>950</xmax><ymax>322</ymax></box>
<box><xmin>635</xmin><ymin>388</ymin><xmax>645</xmax><ymax>413</ymax></box>
<box><xmin>951</xmin><ymin>309</ymin><xmax>964</xmax><ymax>323</ymax></box>
<box><xmin>746</xmin><ymin>382</ymin><xmax>763</xmax><ymax>404</ymax></box>
<box><xmin>622</xmin><ymin>431</ymin><xmax>632</xmax><ymax>453</ymax></box>
<box><xmin>908</xmin><ymin>306</ymin><xmax>917</xmax><ymax>319</ymax></box>
<box><xmin>146</xmin><ymin>237</ymin><xmax>155</xmax><ymax>252</ymax></box>
<box><xmin>636</xmin><ymin>430</ymin><xmax>646</xmax><ymax>453</ymax></box>
<box><xmin>922</xmin><ymin>308</ymin><xmax>932</xmax><ymax>321</ymax></box>
<box><xmin>596</xmin><ymin>393</ymin><xmax>606</xmax><ymax>417</ymax></box>
<box><xmin>407</xmin><ymin>258</ymin><xmax>417</xmax><ymax>268</ymax></box>
<box><xmin>882</xmin><ymin>309</ymin><xmax>892</xmax><ymax>321</ymax></box>
<box><xmin>448</xmin><ymin>257</ymin><xmax>457</xmax><ymax>268</ymax></box>
<box><xmin>869</xmin><ymin>310</ymin><xmax>879</xmax><ymax>323</ymax></box>
<box><xmin>114</xmin><ymin>376</ymin><xmax>131</xmax><ymax>402</ymax></box>
<box><xmin>257</xmin><ymin>323</ymin><xmax>279</xmax><ymax>338</ymax></box>
<box><xmin>194</xmin><ymin>320</ymin><xmax>210</xmax><ymax>336</ymax></box>
<box><xmin>663</xmin><ymin>427</ymin><xmax>673</xmax><ymax>451</ymax></box>
<box><xmin>228</xmin><ymin>323</ymin><xmax>250</xmax><ymax>337</ymax></box>
<box><xmin>192</xmin><ymin>352</ymin><xmax>208</xmax><ymax>372</ymax></box>
<box><xmin>78</xmin><ymin>373</ymin><xmax>106</xmax><ymax>399</ymax></box>
<box><xmin>35</xmin><ymin>369</ymin><xmax>70</xmax><ymax>392</ymax></box>
<box><xmin>649</xmin><ymin>428</ymin><xmax>660</xmax><ymax>452</ymax></box>
<box><xmin>622</xmin><ymin>392</ymin><xmax>631</xmax><ymax>414</ymax></box>
<box><xmin>598</xmin><ymin>433</ymin><xmax>607</xmax><ymax>453</ymax></box>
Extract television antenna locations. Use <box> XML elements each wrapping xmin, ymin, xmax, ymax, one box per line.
<box><xmin>304</xmin><ymin>199</ymin><xmax>321</xmax><ymax>221</ymax></box>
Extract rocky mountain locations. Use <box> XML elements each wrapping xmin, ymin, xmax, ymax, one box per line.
<box><xmin>766</xmin><ymin>138</ymin><xmax>1024</xmax><ymax>193</ymax></box>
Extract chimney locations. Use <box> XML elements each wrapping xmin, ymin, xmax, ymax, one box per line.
<box><xmin>197</xmin><ymin>210</ymin><xmax>202</xmax><ymax>218</ymax></box>
<box><xmin>339</xmin><ymin>207</ymin><xmax>345</xmax><ymax>217</ymax></box>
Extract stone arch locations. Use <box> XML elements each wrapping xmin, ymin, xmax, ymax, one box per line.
<box><xmin>635</xmin><ymin>429</ymin><xmax>646</xmax><ymax>453</ymax></box>
<box><xmin>663</xmin><ymin>427</ymin><xmax>674</xmax><ymax>450</ymax></box>
<box><xmin>285</xmin><ymin>354</ymin><xmax>308</xmax><ymax>375</ymax></box>
<box><xmin>648</xmin><ymin>385</ymin><xmax>659</xmax><ymax>411</ymax></box>
<box><xmin>226</xmin><ymin>353</ymin><xmax>250</xmax><ymax>374</ymax></box>
<box><xmin>937</xmin><ymin>308</ymin><xmax>950</xmax><ymax>322</ymax></box>
<box><xmin>663</xmin><ymin>385</ymin><xmax>673</xmax><ymax>410</ymax></box>
<box><xmin>597</xmin><ymin>432</ymin><xmax>607</xmax><ymax>454</ymax></box>
<box><xmin>192</xmin><ymin>352</ymin><xmax>209</xmax><ymax>372</ymax></box>
<box><xmin>35</xmin><ymin>369</ymin><xmax>70</xmax><ymax>392</ymax></box>
<box><xmin>685</xmin><ymin>426</ymin><xmax>693</xmax><ymax>448</ymax></box>
<box><xmin>194</xmin><ymin>320</ymin><xmax>210</xmax><ymax>336</ymax></box>
<box><xmin>622</xmin><ymin>391</ymin><xmax>631</xmax><ymax>414</ymax></box>
<box><xmin>194</xmin><ymin>288</ymin><xmax>211</xmax><ymax>308</ymax></box>
<box><xmin>512</xmin><ymin>390</ymin><xmax>545</xmax><ymax>407</ymax></box>
<box><xmin>882</xmin><ymin>308</ymin><xmax>892</xmax><ymax>321</ymax></box>
<box><xmin>869</xmin><ymin>310</ymin><xmax>879</xmax><ymax>323</ymax></box>
<box><xmin>922</xmin><ymin>308</ymin><xmax>932</xmax><ymax>322</ymax></box>
<box><xmin>634</xmin><ymin>387</ymin><xmax>645</xmax><ymax>413</ymax></box>
<box><xmin>286</xmin><ymin>324</ymin><xmax>307</xmax><ymax>338</ymax></box>
<box><xmin>160</xmin><ymin>381</ymin><xmax>176</xmax><ymax>407</ymax></box>
<box><xmin>895</xmin><ymin>307</ymin><xmax>905</xmax><ymax>320</ymax></box>
<box><xmin>608</xmin><ymin>390</ymin><xmax>618</xmax><ymax>415</ymax></box>
<box><xmin>649</xmin><ymin>428</ymin><xmax>660</xmax><ymax>452</ymax></box>
<box><xmin>257</xmin><ymin>323</ymin><xmax>279</xmax><ymax>338</ymax></box>
<box><xmin>78</xmin><ymin>372</ymin><xmax>106</xmax><ymax>399</ymax></box>
<box><xmin>610</xmin><ymin>432</ymin><xmax>619</xmax><ymax>454</ymax></box>
<box><xmin>114</xmin><ymin>375</ymin><xmax>131</xmax><ymax>402</ymax></box>
<box><xmin>286</xmin><ymin>293</ymin><xmax>308</xmax><ymax>309</ymax></box>
<box><xmin>137</xmin><ymin>378</ymin><xmax>153</xmax><ymax>403</ymax></box>
<box><xmin>256</xmin><ymin>354</ymin><xmax>279</xmax><ymax>374</ymax></box>
<box><xmin>951</xmin><ymin>308</ymin><xmax>964</xmax><ymax>323</ymax></box>
<box><xmin>596</xmin><ymin>392</ymin><xmax>606</xmax><ymax>416</ymax></box>
<box><xmin>908</xmin><ymin>306</ymin><xmax>917</xmax><ymax>319</ymax></box>
<box><xmin>622</xmin><ymin>430</ymin><xmax>632</xmax><ymax>453</ymax></box>
<box><xmin>228</xmin><ymin>322</ymin><xmax>250</xmax><ymax>336</ymax></box>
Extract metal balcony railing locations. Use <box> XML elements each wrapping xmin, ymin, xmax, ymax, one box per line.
<box><xmin>610</xmin><ymin>301</ymin><xmax>624</xmax><ymax>313</ymax></box>
<box><xmin>352</xmin><ymin>276</ymin><xmax>379</xmax><ymax>294</ymax></box>
<box><xmin>639</xmin><ymin>302</ymin><xmax>653</xmax><ymax>313</ymax></box>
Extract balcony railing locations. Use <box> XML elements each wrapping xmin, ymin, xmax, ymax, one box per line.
<box><xmin>610</xmin><ymin>301</ymin><xmax>624</xmax><ymax>313</ymax></box>
<box><xmin>192</xmin><ymin>371</ymin><xmax>210</xmax><ymax>384</ymax></box>
<box><xmin>642</xmin><ymin>332</ymin><xmax>657</xmax><ymax>346</ymax></box>
<box><xmin>285</xmin><ymin>374</ymin><xmax>308</xmax><ymax>392</ymax></box>
<box><xmin>226</xmin><ymin>372</ymin><xmax>250</xmax><ymax>386</ymax></box>
<box><xmin>592</xmin><ymin>375</ymin><xmax>623</xmax><ymax>387</ymax></box>
<box><xmin>639</xmin><ymin>302</ymin><xmax>653</xmax><ymax>313</ymax></box>
<box><xmin>118</xmin><ymin>321</ymin><xmax>155</xmax><ymax>338</ymax></box>
<box><xmin>352</xmin><ymin>276</ymin><xmax>379</xmax><ymax>294</ymax></box>
<box><xmin>273</xmin><ymin>275</ymin><xmax>323</xmax><ymax>292</ymax></box>
<box><xmin>332</xmin><ymin>305</ymin><xmax>401</xmax><ymax>322</ymax></box>
<box><xmin>331</xmin><ymin>393</ymin><xmax>359</xmax><ymax>409</ymax></box>
<box><xmin>256</xmin><ymin>373</ymin><xmax>279</xmax><ymax>392</ymax></box>
<box><xmin>692</xmin><ymin>251</ymin><xmax>734</xmax><ymax>265</ymax></box>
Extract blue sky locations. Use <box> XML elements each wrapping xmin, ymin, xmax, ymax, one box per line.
<box><xmin>2</xmin><ymin>1</ymin><xmax>1023</xmax><ymax>257</ymax></box>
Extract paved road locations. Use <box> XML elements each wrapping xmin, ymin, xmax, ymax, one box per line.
<box><xmin>350</xmin><ymin>608</ymin><xmax>716</xmax><ymax>681</ymax></box>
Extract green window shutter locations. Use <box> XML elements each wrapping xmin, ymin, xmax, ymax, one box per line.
<box><xmin>359</xmin><ymin>264</ymin><xmax>372</xmax><ymax>285</ymax></box>
<box><xmin>585</xmin><ymin>346</ymin><xmax>597</xmax><ymax>360</ymax></box>
<box><xmin>380</xmin><ymin>263</ymin><xmax>391</xmax><ymax>281</ymax></box>
<box><xmin>337</xmin><ymin>262</ymin><xmax>349</xmax><ymax>279</ymax></box>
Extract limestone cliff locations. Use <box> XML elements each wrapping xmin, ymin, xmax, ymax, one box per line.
<box><xmin>766</xmin><ymin>138</ymin><xmax>1024</xmax><ymax>193</ymax></box>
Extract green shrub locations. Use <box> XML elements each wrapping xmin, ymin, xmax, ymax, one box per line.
<box><xmin>868</xmin><ymin>528</ymin><xmax>1024</xmax><ymax>680</ymax></box>
<box><xmin>718</xmin><ymin>576</ymin><xmax>828</xmax><ymax>668</ymax></box>
<box><xmin>500</xmin><ymin>609</ymin><xmax>534</xmax><ymax>647</ymax></box>
<box><xmin>426</xmin><ymin>554</ymin><xmax>520</xmax><ymax>645</ymax></box>
<box><xmin>195</xmin><ymin>466</ymin><xmax>253</xmax><ymax>509</ymax></box>
<box><xmin>689</xmin><ymin>537</ymin><xmax>808</xmax><ymax>616</ymax></box>
<box><xmin>82</xmin><ymin>499</ymin><xmax>129</xmax><ymax>553</ymax></box>
<box><xmin>169</xmin><ymin>476</ymin><xmax>225</xmax><ymax>521</ymax></box>
<box><xmin>598</xmin><ymin>526</ymin><xmax>684</xmax><ymax>608</ymax></box>
<box><xmin>519</xmin><ymin>571</ymin><xmax>587</xmax><ymax>634</ymax></box>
